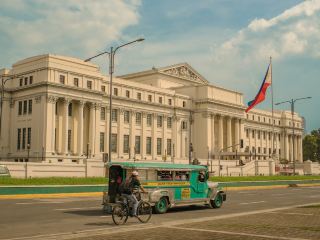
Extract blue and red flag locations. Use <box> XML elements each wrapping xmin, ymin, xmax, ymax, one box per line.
<box><xmin>245</xmin><ymin>63</ymin><xmax>272</xmax><ymax>113</ymax></box>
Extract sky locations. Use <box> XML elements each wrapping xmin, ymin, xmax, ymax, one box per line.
<box><xmin>0</xmin><ymin>0</ymin><xmax>319</xmax><ymax>132</ymax></box>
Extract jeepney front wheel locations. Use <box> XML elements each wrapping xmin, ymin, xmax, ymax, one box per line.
<box><xmin>210</xmin><ymin>193</ymin><xmax>223</xmax><ymax>208</ymax></box>
<box><xmin>154</xmin><ymin>197</ymin><xmax>168</xmax><ymax>214</ymax></box>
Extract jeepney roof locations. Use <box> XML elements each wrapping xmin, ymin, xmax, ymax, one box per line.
<box><xmin>106</xmin><ymin>162</ymin><xmax>207</xmax><ymax>171</ymax></box>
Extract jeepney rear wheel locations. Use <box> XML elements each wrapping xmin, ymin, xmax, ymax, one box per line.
<box><xmin>154</xmin><ymin>197</ymin><xmax>168</xmax><ymax>214</ymax></box>
<box><xmin>210</xmin><ymin>193</ymin><xmax>223</xmax><ymax>208</ymax></box>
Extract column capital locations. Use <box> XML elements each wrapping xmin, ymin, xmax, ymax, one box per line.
<box><xmin>47</xmin><ymin>95</ymin><xmax>59</xmax><ymax>103</ymax></box>
<box><xmin>78</xmin><ymin>100</ymin><xmax>85</xmax><ymax>107</ymax></box>
<box><xmin>9</xmin><ymin>99</ymin><xmax>15</xmax><ymax>108</ymax></box>
<box><xmin>62</xmin><ymin>98</ymin><xmax>72</xmax><ymax>105</ymax></box>
<box><xmin>95</xmin><ymin>103</ymin><xmax>102</xmax><ymax>110</ymax></box>
<box><xmin>88</xmin><ymin>102</ymin><xmax>96</xmax><ymax>109</ymax></box>
<box><xmin>35</xmin><ymin>96</ymin><xmax>42</xmax><ymax>104</ymax></box>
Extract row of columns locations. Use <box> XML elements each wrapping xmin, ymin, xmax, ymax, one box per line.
<box><xmin>284</xmin><ymin>133</ymin><xmax>303</xmax><ymax>162</ymax></box>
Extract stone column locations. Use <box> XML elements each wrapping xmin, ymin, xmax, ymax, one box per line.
<box><xmin>46</xmin><ymin>96</ymin><xmax>58</xmax><ymax>154</ymax></box>
<box><xmin>62</xmin><ymin>98</ymin><xmax>70</xmax><ymax>154</ymax></box>
<box><xmin>172</xmin><ymin>115</ymin><xmax>178</xmax><ymax>162</ymax></box>
<box><xmin>77</xmin><ymin>101</ymin><xmax>84</xmax><ymax>156</ymax></box>
<box><xmin>299</xmin><ymin>135</ymin><xmax>303</xmax><ymax>162</ymax></box>
<box><xmin>284</xmin><ymin>133</ymin><xmax>289</xmax><ymax>161</ymax></box>
<box><xmin>88</xmin><ymin>103</ymin><xmax>96</xmax><ymax>156</ymax></box>
<box><xmin>105</xmin><ymin>106</ymin><xmax>110</xmax><ymax>156</ymax></box>
<box><xmin>94</xmin><ymin>104</ymin><xmax>101</xmax><ymax>156</ymax></box>
<box><xmin>227</xmin><ymin>116</ymin><xmax>232</xmax><ymax>149</ymax></box>
<box><xmin>141</xmin><ymin>112</ymin><xmax>147</xmax><ymax>160</ymax></box>
<box><xmin>163</xmin><ymin>115</ymin><xmax>167</xmax><ymax>160</ymax></box>
<box><xmin>218</xmin><ymin>115</ymin><xmax>224</xmax><ymax>151</ymax></box>
<box><xmin>118</xmin><ymin>109</ymin><xmax>124</xmax><ymax>158</ymax></box>
<box><xmin>152</xmin><ymin>113</ymin><xmax>157</xmax><ymax>159</ymax></box>
<box><xmin>130</xmin><ymin>110</ymin><xmax>135</xmax><ymax>159</ymax></box>
<box><xmin>234</xmin><ymin>118</ymin><xmax>240</xmax><ymax>151</ymax></box>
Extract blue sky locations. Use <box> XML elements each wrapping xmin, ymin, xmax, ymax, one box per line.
<box><xmin>0</xmin><ymin>0</ymin><xmax>319</xmax><ymax>132</ymax></box>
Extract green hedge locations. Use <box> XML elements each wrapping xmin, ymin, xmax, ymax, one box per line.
<box><xmin>210</xmin><ymin>175</ymin><xmax>320</xmax><ymax>182</ymax></box>
<box><xmin>0</xmin><ymin>177</ymin><xmax>107</xmax><ymax>185</ymax></box>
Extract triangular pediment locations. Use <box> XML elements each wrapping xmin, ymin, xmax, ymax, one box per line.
<box><xmin>158</xmin><ymin>63</ymin><xmax>208</xmax><ymax>85</ymax></box>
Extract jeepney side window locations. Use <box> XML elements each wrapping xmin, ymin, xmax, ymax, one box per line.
<box><xmin>198</xmin><ymin>171</ymin><xmax>206</xmax><ymax>183</ymax></box>
<box><xmin>157</xmin><ymin>171</ymin><xmax>173</xmax><ymax>181</ymax></box>
<box><xmin>174</xmin><ymin>171</ymin><xmax>189</xmax><ymax>181</ymax></box>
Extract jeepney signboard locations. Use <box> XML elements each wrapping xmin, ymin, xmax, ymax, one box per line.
<box><xmin>143</xmin><ymin>181</ymin><xmax>190</xmax><ymax>187</ymax></box>
<box><xmin>181</xmin><ymin>188</ymin><xmax>190</xmax><ymax>200</ymax></box>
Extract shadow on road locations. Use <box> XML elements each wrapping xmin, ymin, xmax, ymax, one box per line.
<box><xmin>63</xmin><ymin>209</ymin><xmax>106</xmax><ymax>216</ymax></box>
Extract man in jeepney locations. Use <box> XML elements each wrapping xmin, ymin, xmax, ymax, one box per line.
<box><xmin>120</xmin><ymin>171</ymin><xmax>147</xmax><ymax>217</ymax></box>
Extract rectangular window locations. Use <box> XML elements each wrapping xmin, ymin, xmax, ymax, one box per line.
<box><xmin>159</xmin><ymin>97</ymin><xmax>162</xmax><ymax>104</ymax></box>
<box><xmin>258</xmin><ymin>147</ymin><xmax>261</xmax><ymax>153</ymax></box>
<box><xmin>17</xmin><ymin>128</ymin><xmax>21</xmax><ymax>150</ymax></box>
<box><xmin>263</xmin><ymin>131</ymin><xmax>266</xmax><ymax>140</ymax></box>
<box><xmin>136</xmin><ymin>112</ymin><xmax>142</xmax><ymax>125</ymax></box>
<box><xmin>74</xmin><ymin>78</ymin><xmax>79</xmax><ymax>87</ymax></box>
<box><xmin>135</xmin><ymin>136</ymin><xmax>141</xmax><ymax>154</ymax></box>
<box><xmin>137</xmin><ymin>92</ymin><xmax>141</xmax><ymax>100</ymax></box>
<box><xmin>147</xmin><ymin>114</ymin><xmax>152</xmax><ymax>126</ymax></box>
<box><xmin>264</xmin><ymin>148</ymin><xmax>266</xmax><ymax>154</ymax></box>
<box><xmin>101</xmin><ymin>85</ymin><xmax>106</xmax><ymax>92</ymax></box>
<box><xmin>167</xmin><ymin>117</ymin><xmax>172</xmax><ymax>128</ymax></box>
<box><xmin>114</xmin><ymin>88</ymin><xmax>118</xmax><ymax>96</ymax></box>
<box><xmin>124</xmin><ymin>111</ymin><xmax>130</xmax><ymax>123</ymax></box>
<box><xmin>18</xmin><ymin>101</ymin><xmax>22</xmax><ymax>115</ymax></box>
<box><xmin>257</xmin><ymin>131</ymin><xmax>260</xmax><ymax>139</ymax></box>
<box><xmin>28</xmin><ymin>100</ymin><xmax>32</xmax><ymax>114</ymax></box>
<box><xmin>59</xmin><ymin>75</ymin><xmax>65</xmax><ymax>84</ymax></box>
<box><xmin>157</xmin><ymin>138</ymin><xmax>162</xmax><ymax>155</ymax></box>
<box><xmin>126</xmin><ymin>90</ymin><xmax>130</xmax><ymax>98</ymax></box>
<box><xmin>87</xmin><ymin>80</ymin><xmax>92</xmax><ymax>89</ymax></box>
<box><xmin>268</xmin><ymin>132</ymin><xmax>271</xmax><ymax>140</ymax></box>
<box><xmin>146</xmin><ymin>137</ymin><xmax>152</xmax><ymax>155</ymax></box>
<box><xmin>19</xmin><ymin>78</ymin><xmax>23</xmax><ymax>86</ymax></box>
<box><xmin>278</xmin><ymin>134</ymin><xmax>280</xmax><ymax>141</ymax></box>
<box><xmin>182</xmin><ymin>121</ymin><xmax>187</xmax><ymax>130</ymax></box>
<box><xmin>68</xmin><ymin>103</ymin><xmax>72</xmax><ymax>117</ymax></box>
<box><xmin>68</xmin><ymin>129</ymin><xmax>71</xmax><ymax>151</ymax></box>
<box><xmin>100</xmin><ymin>132</ymin><xmax>105</xmax><ymax>152</ymax></box>
<box><xmin>24</xmin><ymin>77</ymin><xmax>28</xmax><ymax>85</ymax></box>
<box><xmin>168</xmin><ymin>99</ymin><xmax>172</xmax><ymax>105</ymax></box>
<box><xmin>29</xmin><ymin>76</ymin><xmax>33</xmax><ymax>84</ymax></box>
<box><xmin>100</xmin><ymin>107</ymin><xmax>106</xmax><ymax>120</ymax></box>
<box><xmin>246</xmin><ymin>129</ymin><xmax>249</xmax><ymax>138</ymax></box>
<box><xmin>27</xmin><ymin>128</ymin><xmax>31</xmax><ymax>145</ymax></box>
<box><xmin>22</xmin><ymin>128</ymin><xmax>26</xmax><ymax>149</ymax></box>
<box><xmin>111</xmin><ymin>134</ymin><xmax>117</xmax><ymax>153</ymax></box>
<box><xmin>167</xmin><ymin>139</ymin><xmax>172</xmax><ymax>155</ymax></box>
<box><xmin>148</xmin><ymin>95</ymin><xmax>152</xmax><ymax>102</ymax></box>
<box><xmin>182</xmin><ymin>101</ymin><xmax>186</xmax><ymax>107</ymax></box>
<box><xmin>112</xmin><ymin>109</ymin><xmax>118</xmax><ymax>122</ymax></box>
<box><xmin>252</xmin><ymin>130</ymin><xmax>255</xmax><ymax>138</ymax></box>
<box><xmin>157</xmin><ymin>115</ymin><xmax>163</xmax><ymax>128</ymax></box>
<box><xmin>123</xmin><ymin>135</ymin><xmax>129</xmax><ymax>154</ymax></box>
<box><xmin>23</xmin><ymin>100</ymin><xmax>27</xmax><ymax>115</ymax></box>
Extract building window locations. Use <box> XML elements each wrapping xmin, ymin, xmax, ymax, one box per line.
<box><xmin>147</xmin><ymin>114</ymin><xmax>152</xmax><ymax>126</ymax></box>
<box><xmin>252</xmin><ymin>115</ymin><xmax>255</xmax><ymax>121</ymax></box>
<box><xmin>68</xmin><ymin>103</ymin><xmax>72</xmax><ymax>116</ymax></box>
<box><xmin>24</xmin><ymin>77</ymin><xmax>28</xmax><ymax>85</ymax></box>
<box><xmin>167</xmin><ymin>139</ymin><xmax>172</xmax><ymax>155</ymax></box>
<box><xmin>29</xmin><ymin>76</ymin><xmax>33</xmax><ymax>84</ymax></box>
<box><xmin>100</xmin><ymin>132</ymin><xmax>105</xmax><ymax>152</ymax></box>
<box><xmin>167</xmin><ymin>117</ymin><xmax>172</xmax><ymax>128</ymax></box>
<box><xmin>279</xmin><ymin>120</ymin><xmax>281</xmax><ymax>125</ymax></box>
<box><xmin>264</xmin><ymin>148</ymin><xmax>266</xmax><ymax>154</ymax></box>
<box><xmin>18</xmin><ymin>101</ymin><xmax>22</xmax><ymax>115</ymax></box>
<box><xmin>55</xmin><ymin>102</ymin><xmax>58</xmax><ymax>115</ymax></box>
<box><xmin>257</xmin><ymin>131</ymin><xmax>260</xmax><ymax>139</ymax></box>
<box><xmin>27</xmin><ymin>128</ymin><xmax>31</xmax><ymax>146</ymax></box>
<box><xmin>100</xmin><ymin>107</ymin><xmax>106</xmax><ymax>120</ymax></box>
<box><xmin>23</xmin><ymin>100</ymin><xmax>28</xmax><ymax>115</ymax></box>
<box><xmin>258</xmin><ymin>116</ymin><xmax>260</xmax><ymax>122</ymax></box>
<box><xmin>182</xmin><ymin>101</ymin><xmax>186</xmax><ymax>107</ymax></box>
<box><xmin>87</xmin><ymin>80</ymin><xmax>92</xmax><ymax>89</ymax></box>
<box><xmin>74</xmin><ymin>78</ymin><xmax>79</xmax><ymax>87</ymax></box>
<box><xmin>112</xmin><ymin>109</ymin><xmax>118</xmax><ymax>122</ymax></box>
<box><xmin>101</xmin><ymin>85</ymin><xmax>106</xmax><ymax>92</ymax></box>
<box><xmin>22</xmin><ymin>128</ymin><xmax>26</xmax><ymax>149</ymax></box>
<box><xmin>168</xmin><ymin>99</ymin><xmax>172</xmax><ymax>106</ymax></box>
<box><xmin>246</xmin><ymin>129</ymin><xmax>249</xmax><ymax>138</ymax></box>
<box><xmin>135</xmin><ymin>136</ymin><xmax>141</xmax><ymax>154</ymax></box>
<box><xmin>59</xmin><ymin>75</ymin><xmax>65</xmax><ymax>84</ymax></box>
<box><xmin>157</xmin><ymin>138</ymin><xmax>162</xmax><ymax>155</ymax></box>
<box><xmin>182</xmin><ymin>121</ymin><xmax>187</xmax><ymax>130</ymax></box>
<box><xmin>114</xmin><ymin>88</ymin><xmax>118</xmax><ymax>96</ymax></box>
<box><xmin>68</xmin><ymin>130</ymin><xmax>71</xmax><ymax>151</ymax></box>
<box><xmin>252</xmin><ymin>130</ymin><xmax>255</xmax><ymax>138</ymax></box>
<box><xmin>278</xmin><ymin>134</ymin><xmax>280</xmax><ymax>141</ymax></box>
<box><xmin>137</xmin><ymin>92</ymin><xmax>142</xmax><ymax>100</ymax></box>
<box><xmin>124</xmin><ymin>110</ymin><xmax>130</xmax><ymax>123</ymax></box>
<box><xmin>111</xmin><ymin>134</ymin><xmax>117</xmax><ymax>153</ymax></box>
<box><xmin>19</xmin><ymin>78</ymin><xmax>23</xmax><ymax>86</ymax></box>
<box><xmin>17</xmin><ymin>128</ymin><xmax>21</xmax><ymax>150</ymax></box>
<box><xmin>28</xmin><ymin>99</ymin><xmax>32</xmax><ymax>114</ymax></box>
<box><xmin>159</xmin><ymin>97</ymin><xmax>162</xmax><ymax>104</ymax></box>
<box><xmin>146</xmin><ymin>137</ymin><xmax>152</xmax><ymax>155</ymax></box>
<box><xmin>148</xmin><ymin>95</ymin><xmax>152</xmax><ymax>102</ymax></box>
<box><xmin>258</xmin><ymin>147</ymin><xmax>261</xmax><ymax>153</ymax></box>
<box><xmin>126</xmin><ymin>90</ymin><xmax>130</xmax><ymax>98</ymax></box>
<box><xmin>136</xmin><ymin>112</ymin><xmax>142</xmax><ymax>125</ymax></box>
<box><xmin>263</xmin><ymin>131</ymin><xmax>266</xmax><ymax>140</ymax></box>
<box><xmin>157</xmin><ymin>115</ymin><xmax>163</xmax><ymax>128</ymax></box>
<box><xmin>268</xmin><ymin>132</ymin><xmax>271</xmax><ymax>140</ymax></box>
<box><xmin>123</xmin><ymin>135</ymin><xmax>129</xmax><ymax>154</ymax></box>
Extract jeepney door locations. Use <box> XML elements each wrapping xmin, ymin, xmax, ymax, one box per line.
<box><xmin>197</xmin><ymin>171</ymin><xmax>206</xmax><ymax>193</ymax></box>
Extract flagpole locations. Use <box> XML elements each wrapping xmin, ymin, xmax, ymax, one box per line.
<box><xmin>270</xmin><ymin>56</ymin><xmax>275</xmax><ymax>161</ymax></box>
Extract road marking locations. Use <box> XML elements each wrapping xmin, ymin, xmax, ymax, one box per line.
<box><xmin>239</xmin><ymin>201</ymin><xmax>266</xmax><ymax>205</ymax></box>
<box><xmin>16</xmin><ymin>202</ymin><xmax>64</xmax><ymax>205</ymax></box>
<box><xmin>55</xmin><ymin>206</ymin><xmax>100</xmax><ymax>211</ymax></box>
<box><xmin>167</xmin><ymin>226</ymin><xmax>310</xmax><ymax>240</ymax></box>
<box><xmin>266</xmin><ymin>212</ymin><xmax>314</xmax><ymax>216</ymax></box>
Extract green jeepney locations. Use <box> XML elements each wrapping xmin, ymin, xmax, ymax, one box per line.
<box><xmin>103</xmin><ymin>162</ymin><xmax>226</xmax><ymax>214</ymax></box>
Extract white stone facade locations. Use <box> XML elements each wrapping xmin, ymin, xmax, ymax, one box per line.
<box><xmin>0</xmin><ymin>54</ymin><xmax>304</xmax><ymax>165</ymax></box>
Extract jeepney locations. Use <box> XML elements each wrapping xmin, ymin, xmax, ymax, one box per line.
<box><xmin>103</xmin><ymin>162</ymin><xmax>226</xmax><ymax>213</ymax></box>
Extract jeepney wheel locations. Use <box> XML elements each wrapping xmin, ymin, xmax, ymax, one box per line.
<box><xmin>210</xmin><ymin>193</ymin><xmax>223</xmax><ymax>208</ymax></box>
<box><xmin>154</xmin><ymin>197</ymin><xmax>168</xmax><ymax>214</ymax></box>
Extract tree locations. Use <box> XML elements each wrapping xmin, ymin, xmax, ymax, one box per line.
<box><xmin>303</xmin><ymin>134</ymin><xmax>318</xmax><ymax>162</ymax></box>
<box><xmin>310</xmin><ymin>129</ymin><xmax>320</xmax><ymax>159</ymax></box>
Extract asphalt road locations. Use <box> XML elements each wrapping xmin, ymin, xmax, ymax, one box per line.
<box><xmin>0</xmin><ymin>187</ymin><xmax>320</xmax><ymax>240</ymax></box>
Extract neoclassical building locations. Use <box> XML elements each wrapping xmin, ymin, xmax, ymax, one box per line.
<box><xmin>0</xmin><ymin>54</ymin><xmax>304</xmax><ymax>164</ymax></box>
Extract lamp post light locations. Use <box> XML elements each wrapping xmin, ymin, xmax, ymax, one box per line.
<box><xmin>275</xmin><ymin>97</ymin><xmax>312</xmax><ymax>175</ymax></box>
<box><xmin>84</xmin><ymin>38</ymin><xmax>144</xmax><ymax>163</ymax></box>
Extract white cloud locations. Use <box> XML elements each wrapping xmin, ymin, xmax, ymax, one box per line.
<box><xmin>0</xmin><ymin>0</ymin><xmax>141</xmax><ymax>65</ymax></box>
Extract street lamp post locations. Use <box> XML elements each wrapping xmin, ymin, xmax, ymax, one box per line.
<box><xmin>275</xmin><ymin>97</ymin><xmax>312</xmax><ymax>175</ymax></box>
<box><xmin>84</xmin><ymin>38</ymin><xmax>144</xmax><ymax>163</ymax></box>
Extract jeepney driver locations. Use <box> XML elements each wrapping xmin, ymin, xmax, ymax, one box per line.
<box><xmin>122</xmin><ymin>171</ymin><xmax>147</xmax><ymax>217</ymax></box>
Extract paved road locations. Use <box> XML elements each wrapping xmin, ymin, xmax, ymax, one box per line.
<box><xmin>0</xmin><ymin>187</ymin><xmax>320</xmax><ymax>240</ymax></box>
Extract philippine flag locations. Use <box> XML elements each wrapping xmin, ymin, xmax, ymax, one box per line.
<box><xmin>245</xmin><ymin>63</ymin><xmax>272</xmax><ymax>113</ymax></box>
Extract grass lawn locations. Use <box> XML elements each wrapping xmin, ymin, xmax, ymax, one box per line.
<box><xmin>0</xmin><ymin>177</ymin><xmax>107</xmax><ymax>185</ymax></box>
<box><xmin>210</xmin><ymin>175</ymin><xmax>320</xmax><ymax>182</ymax></box>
